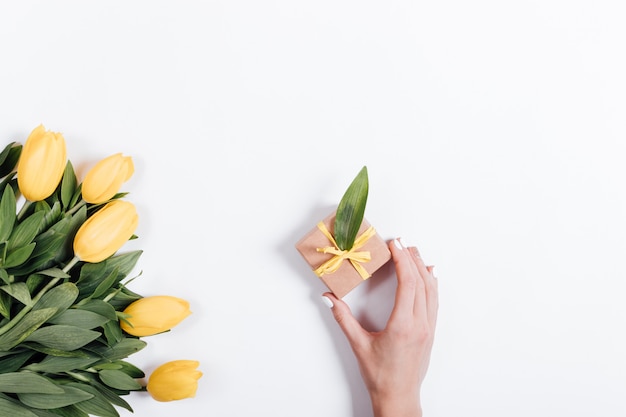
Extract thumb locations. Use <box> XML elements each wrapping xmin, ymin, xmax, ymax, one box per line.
<box><xmin>322</xmin><ymin>292</ymin><xmax>369</xmax><ymax>350</ymax></box>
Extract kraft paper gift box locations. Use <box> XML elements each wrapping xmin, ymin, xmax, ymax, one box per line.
<box><xmin>295</xmin><ymin>211</ymin><xmax>391</xmax><ymax>299</ymax></box>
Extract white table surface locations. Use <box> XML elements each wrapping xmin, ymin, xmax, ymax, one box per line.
<box><xmin>1</xmin><ymin>1</ymin><xmax>625</xmax><ymax>416</ymax></box>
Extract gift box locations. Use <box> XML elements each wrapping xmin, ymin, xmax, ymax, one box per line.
<box><xmin>295</xmin><ymin>211</ymin><xmax>391</xmax><ymax>298</ymax></box>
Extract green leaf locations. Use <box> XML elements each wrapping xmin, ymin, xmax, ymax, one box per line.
<box><xmin>90</xmin><ymin>268</ymin><xmax>119</xmax><ymax>299</ymax></box>
<box><xmin>49</xmin><ymin>309</ymin><xmax>109</xmax><ymax>329</ymax></box>
<box><xmin>114</xmin><ymin>360</ymin><xmax>145</xmax><ymax>378</ymax></box>
<box><xmin>87</xmin><ymin>380</ymin><xmax>134</xmax><ymax>412</ymax></box>
<box><xmin>0</xmin><ymin>308</ymin><xmax>57</xmax><ymax>350</ymax></box>
<box><xmin>88</xmin><ymin>338</ymin><xmax>146</xmax><ymax>361</ymax></box>
<box><xmin>102</xmin><ymin>321</ymin><xmax>123</xmax><ymax>345</ymax></box>
<box><xmin>0</xmin><ymin>143</ymin><xmax>21</xmax><ymax>178</ymax></box>
<box><xmin>76</xmin><ymin>251</ymin><xmax>142</xmax><ymax>300</ymax></box>
<box><xmin>0</xmin><ymin>350</ymin><xmax>35</xmax><ymax>373</ymax></box>
<box><xmin>22</xmin><ymin>342</ymin><xmax>93</xmax><ymax>358</ymax></box>
<box><xmin>33</xmin><ymin>282</ymin><xmax>79</xmax><ymax>319</ymax></box>
<box><xmin>334</xmin><ymin>166</ymin><xmax>369</xmax><ymax>251</ymax></box>
<box><xmin>0</xmin><ymin>394</ymin><xmax>38</xmax><ymax>417</ymax></box>
<box><xmin>0</xmin><ymin>372</ymin><xmax>64</xmax><ymax>394</ymax></box>
<box><xmin>1</xmin><ymin>282</ymin><xmax>32</xmax><ymax>306</ymax></box>
<box><xmin>60</xmin><ymin>162</ymin><xmax>77</xmax><ymax>209</ymax></box>
<box><xmin>18</xmin><ymin>384</ymin><xmax>93</xmax><ymax>409</ymax></box>
<box><xmin>38</xmin><ymin>201</ymin><xmax>63</xmax><ymax>233</ymax></box>
<box><xmin>23</xmin><ymin>355</ymin><xmax>99</xmax><ymax>373</ymax></box>
<box><xmin>25</xmin><ymin>325</ymin><xmax>101</xmax><ymax>351</ymax></box>
<box><xmin>0</xmin><ymin>184</ymin><xmax>16</xmax><ymax>242</ymax></box>
<box><xmin>3</xmin><ymin>243</ymin><xmax>37</xmax><ymax>268</ymax></box>
<box><xmin>0</xmin><ymin>268</ymin><xmax>10</xmax><ymax>285</ymax></box>
<box><xmin>68</xmin><ymin>383</ymin><xmax>121</xmax><ymax>417</ymax></box>
<box><xmin>0</xmin><ymin>290</ymin><xmax>11</xmax><ymax>319</ymax></box>
<box><xmin>7</xmin><ymin>211</ymin><xmax>45</xmax><ymax>251</ymax></box>
<box><xmin>46</xmin><ymin>404</ymin><xmax>89</xmax><ymax>417</ymax></box>
<box><xmin>9</xmin><ymin>217</ymin><xmax>73</xmax><ymax>276</ymax></box>
<box><xmin>75</xmin><ymin>299</ymin><xmax>117</xmax><ymax>321</ymax></box>
<box><xmin>99</xmin><ymin>369</ymin><xmax>142</xmax><ymax>391</ymax></box>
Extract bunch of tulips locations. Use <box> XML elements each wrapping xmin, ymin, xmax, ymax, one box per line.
<box><xmin>0</xmin><ymin>125</ymin><xmax>201</xmax><ymax>416</ymax></box>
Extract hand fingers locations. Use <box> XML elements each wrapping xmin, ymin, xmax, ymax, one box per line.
<box><xmin>388</xmin><ymin>238</ymin><xmax>427</xmax><ymax>327</ymax></box>
<box><xmin>412</xmin><ymin>249</ymin><xmax>438</xmax><ymax>329</ymax></box>
<box><xmin>322</xmin><ymin>292</ymin><xmax>369</xmax><ymax>351</ymax></box>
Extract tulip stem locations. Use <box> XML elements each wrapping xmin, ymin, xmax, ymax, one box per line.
<box><xmin>66</xmin><ymin>199</ymin><xmax>87</xmax><ymax>216</ymax></box>
<box><xmin>17</xmin><ymin>200</ymin><xmax>32</xmax><ymax>221</ymax></box>
<box><xmin>63</xmin><ymin>256</ymin><xmax>80</xmax><ymax>273</ymax></box>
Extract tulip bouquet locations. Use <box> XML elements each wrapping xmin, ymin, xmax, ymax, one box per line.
<box><xmin>0</xmin><ymin>125</ymin><xmax>201</xmax><ymax>416</ymax></box>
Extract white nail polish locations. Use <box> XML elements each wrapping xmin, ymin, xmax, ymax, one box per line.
<box><xmin>399</xmin><ymin>238</ymin><xmax>408</xmax><ymax>248</ymax></box>
<box><xmin>394</xmin><ymin>238</ymin><xmax>403</xmax><ymax>250</ymax></box>
<box><xmin>322</xmin><ymin>295</ymin><xmax>334</xmax><ymax>308</ymax></box>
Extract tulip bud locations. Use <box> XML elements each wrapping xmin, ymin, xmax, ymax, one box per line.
<box><xmin>147</xmin><ymin>360</ymin><xmax>202</xmax><ymax>402</ymax></box>
<box><xmin>73</xmin><ymin>200</ymin><xmax>139</xmax><ymax>263</ymax></box>
<box><xmin>120</xmin><ymin>295</ymin><xmax>191</xmax><ymax>337</ymax></box>
<box><xmin>17</xmin><ymin>124</ymin><xmax>67</xmax><ymax>201</ymax></box>
<box><xmin>82</xmin><ymin>153</ymin><xmax>134</xmax><ymax>204</ymax></box>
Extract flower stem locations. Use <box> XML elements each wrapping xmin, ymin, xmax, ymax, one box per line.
<box><xmin>0</xmin><ymin>255</ymin><xmax>81</xmax><ymax>336</ymax></box>
<box><xmin>17</xmin><ymin>200</ymin><xmax>32</xmax><ymax>221</ymax></box>
<box><xmin>66</xmin><ymin>199</ymin><xmax>87</xmax><ymax>216</ymax></box>
<box><xmin>63</xmin><ymin>255</ymin><xmax>80</xmax><ymax>273</ymax></box>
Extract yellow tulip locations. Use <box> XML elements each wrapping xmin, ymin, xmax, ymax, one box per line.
<box><xmin>73</xmin><ymin>200</ymin><xmax>138</xmax><ymax>263</ymax></box>
<box><xmin>120</xmin><ymin>295</ymin><xmax>191</xmax><ymax>337</ymax></box>
<box><xmin>17</xmin><ymin>124</ymin><xmax>67</xmax><ymax>201</ymax></box>
<box><xmin>82</xmin><ymin>153</ymin><xmax>134</xmax><ymax>204</ymax></box>
<box><xmin>147</xmin><ymin>360</ymin><xmax>202</xmax><ymax>402</ymax></box>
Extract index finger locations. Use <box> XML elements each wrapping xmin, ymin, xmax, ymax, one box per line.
<box><xmin>387</xmin><ymin>238</ymin><xmax>427</xmax><ymax>327</ymax></box>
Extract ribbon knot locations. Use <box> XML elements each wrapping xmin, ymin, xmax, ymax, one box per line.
<box><xmin>313</xmin><ymin>222</ymin><xmax>376</xmax><ymax>280</ymax></box>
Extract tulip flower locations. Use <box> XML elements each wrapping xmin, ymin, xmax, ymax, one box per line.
<box><xmin>82</xmin><ymin>153</ymin><xmax>134</xmax><ymax>204</ymax></box>
<box><xmin>120</xmin><ymin>295</ymin><xmax>191</xmax><ymax>337</ymax></box>
<box><xmin>147</xmin><ymin>360</ymin><xmax>202</xmax><ymax>402</ymax></box>
<box><xmin>17</xmin><ymin>124</ymin><xmax>67</xmax><ymax>202</ymax></box>
<box><xmin>73</xmin><ymin>200</ymin><xmax>139</xmax><ymax>263</ymax></box>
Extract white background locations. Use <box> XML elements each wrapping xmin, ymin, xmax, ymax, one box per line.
<box><xmin>1</xmin><ymin>1</ymin><xmax>625</xmax><ymax>416</ymax></box>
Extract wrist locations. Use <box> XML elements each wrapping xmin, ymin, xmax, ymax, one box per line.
<box><xmin>369</xmin><ymin>391</ymin><xmax>422</xmax><ymax>417</ymax></box>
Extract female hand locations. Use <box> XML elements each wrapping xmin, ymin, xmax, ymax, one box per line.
<box><xmin>322</xmin><ymin>238</ymin><xmax>438</xmax><ymax>417</ymax></box>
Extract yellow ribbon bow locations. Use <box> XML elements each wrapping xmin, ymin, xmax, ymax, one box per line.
<box><xmin>313</xmin><ymin>222</ymin><xmax>376</xmax><ymax>280</ymax></box>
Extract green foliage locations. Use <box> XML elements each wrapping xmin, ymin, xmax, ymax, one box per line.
<box><xmin>0</xmin><ymin>139</ymin><xmax>149</xmax><ymax>416</ymax></box>
<box><xmin>334</xmin><ymin>166</ymin><xmax>369</xmax><ymax>251</ymax></box>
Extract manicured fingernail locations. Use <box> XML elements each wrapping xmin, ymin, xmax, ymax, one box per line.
<box><xmin>322</xmin><ymin>295</ymin><xmax>334</xmax><ymax>308</ymax></box>
<box><xmin>394</xmin><ymin>238</ymin><xmax>403</xmax><ymax>250</ymax></box>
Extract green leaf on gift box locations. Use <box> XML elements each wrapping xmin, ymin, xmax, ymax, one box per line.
<box><xmin>0</xmin><ymin>372</ymin><xmax>64</xmax><ymax>394</ymax></box>
<box><xmin>25</xmin><ymin>325</ymin><xmax>101</xmax><ymax>351</ymax></box>
<box><xmin>334</xmin><ymin>166</ymin><xmax>369</xmax><ymax>251</ymax></box>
